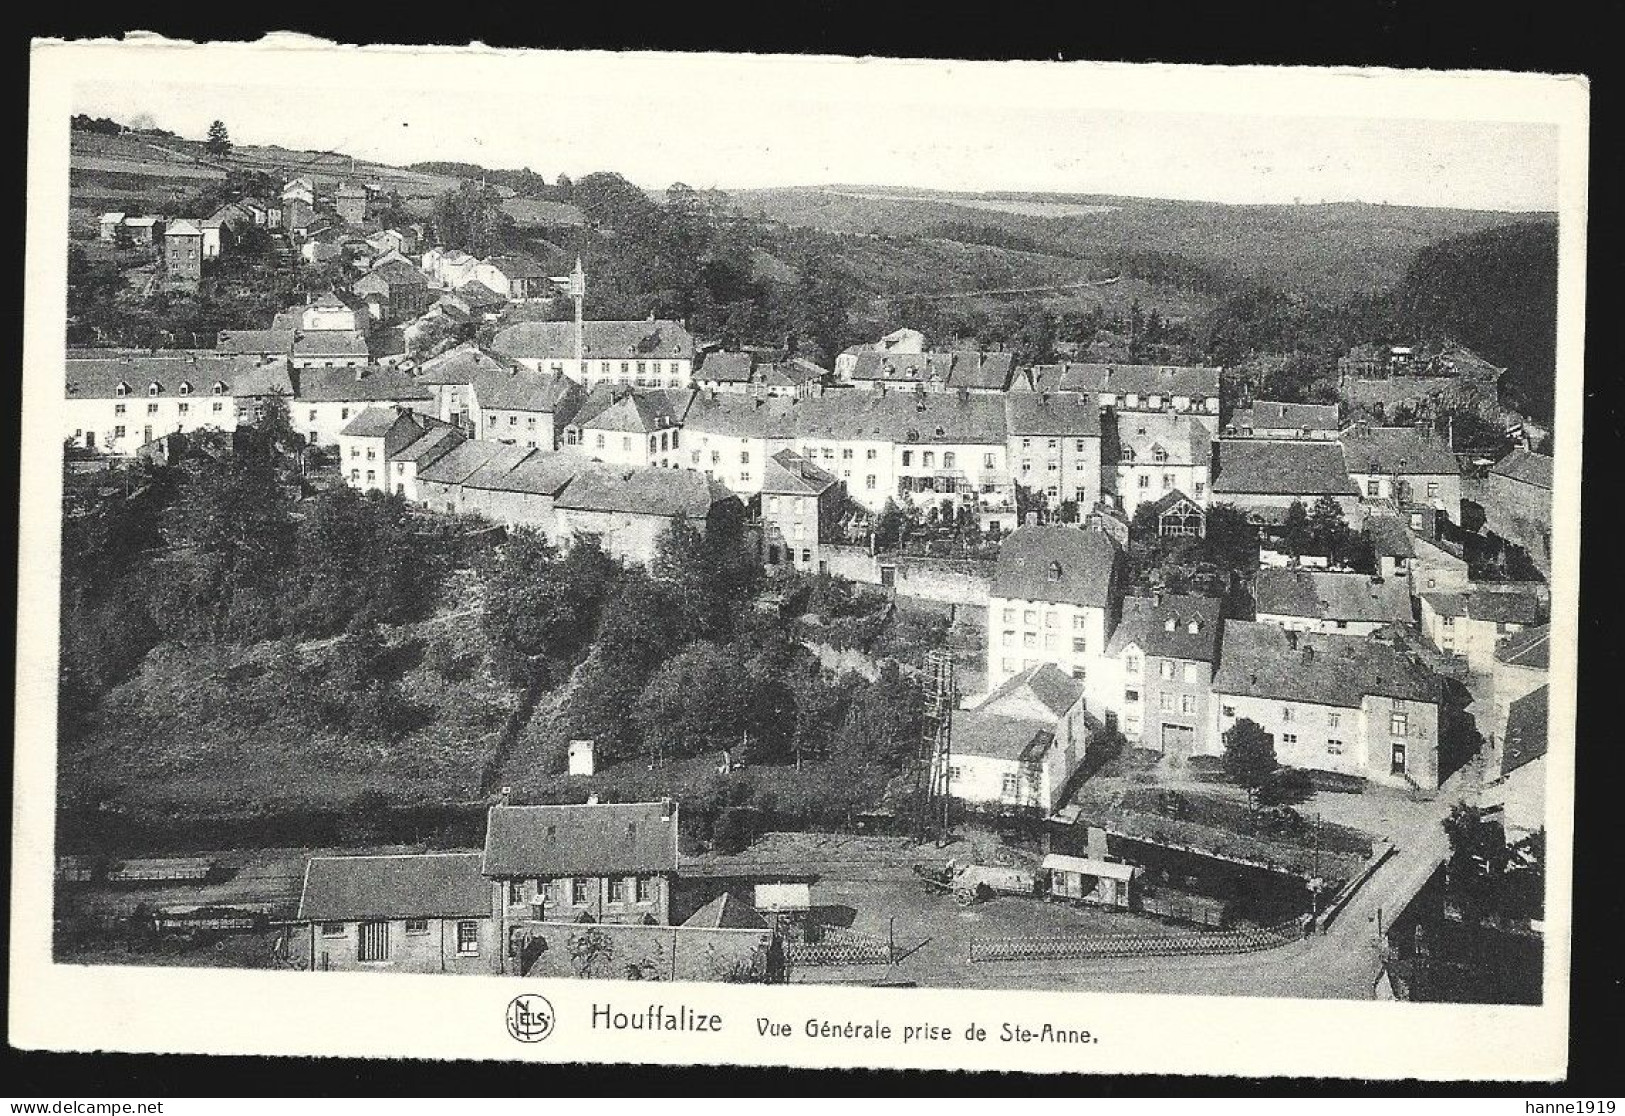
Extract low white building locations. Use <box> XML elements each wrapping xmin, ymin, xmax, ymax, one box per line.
<box><xmin>294</xmin><ymin>366</ymin><xmax>434</xmax><ymax>449</ymax></box>
<box><xmin>64</xmin><ymin>354</ymin><xmax>284</xmax><ymax>455</ymax></box>
<box><xmin>491</xmin><ymin>319</ymin><xmax>696</xmax><ymax>390</ymax></box>
<box><xmin>338</xmin><ymin>406</ymin><xmax>463</xmax><ymax>497</ymax></box>
<box><xmin>936</xmin><ymin>664</ymin><xmax>1091</xmax><ymax>815</ymax></box>
<box><xmin>1419</xmin><ymin>587</ymin><xmax>1548</xmax><ymax>675</ymax></box>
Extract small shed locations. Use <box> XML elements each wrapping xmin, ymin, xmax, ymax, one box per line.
<box><xmin>1041</xmin><ymin>853</ymin><xmax>1141</xmax><ymax>910</ymax></box>
<box><xmin>106</xmin><ymin>857</ymin><xmax>216</xmax><ymax>884</ymax></box>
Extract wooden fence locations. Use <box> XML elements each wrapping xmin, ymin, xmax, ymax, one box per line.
<box><xmin>786</xmin><ymin>926</ymin><xmax>893</xmax><ymax>967</ymax></box>
<box><xmin>968</xmin><ymin>919</ymin><xmax>1305</xmax><ymax>963</ymax></box>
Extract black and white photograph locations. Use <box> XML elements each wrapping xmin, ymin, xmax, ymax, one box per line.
<box><xmin>12</xmin><ymin>38</ymin><xmax>1588</xmax><ymax>1079</ymax></box>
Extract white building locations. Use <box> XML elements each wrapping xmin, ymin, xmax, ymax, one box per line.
<box><xmin>938</xmin><ymin>664</ymin><xmax>1092</xmax><ymax>815</ymax></box>
<box><xmin>491</xmin><ymin>319</ymin><xmax>696</xmax><ymax>390</ymax></box>
<box><xmin>294</xmin><ymin>366</ymin><xmax>434</xmax><ymax>449</ymax></box>
<box><xmin>63</xmin><ymin>354</ymin><xmax>287</xmax><ymax>455</ymax></box>
<box><xmin>1419</xmin><ymin>587</ymin><xmax>1548</xmax><ymax>675</ymax></box>
<box><xmin>1010</xmin><ymin>363</ymin><xmax>1222</xmax><ymax>416</ymax></box>
<box><xmin>337</xmin><ymin>406</ymin><xmax>463</xmax><ymax>497</ymax></box>
<box><xmin>560</xmin><ymin>386</ymin><xmax>695</xmax><ymax>470</ymax></box>
<box><xmin>985</xmin><ymin>526</ymin><xmax>1122</xmax><ymax>696</ymax></box>
<box><xmin>1253</xmin><ymin>568</ymin><xmax>1414</xmax><ymax>636</ymax></box>
<box><xmin>1114</xmin><ymin>411</ymin><xmax>1213</xmax><ymax>516</ymax></box>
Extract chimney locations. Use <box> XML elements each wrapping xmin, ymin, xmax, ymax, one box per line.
<box><xmin>1286</xmin><ymin>629</ymin><xmax>1299</xmax><ymax>650</ymax></box>
<box><xmin>660</xmin><ymin>797</ymin><xmax>675</xmax><ymax>822</ymax></box>
<box><xmin>1304</xmin><ymin>646</ymin><xmax>1316</xmax><ymax>663</ymax></box>
<box><xmin>498</xmin><ymin>785</ymin><xmax>512</xmax><ymax>806</ymax></box>
<box><xmin>585</xmin><ymin>792</ymin><xmax>600</xmax><ymax>805</ymax></box>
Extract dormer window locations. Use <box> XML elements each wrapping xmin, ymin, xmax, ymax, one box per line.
<box><xmin>178</xmin><ymin>382</ymin><xmax>192</xmax><ymax>396</ymax></box>
<box><xmin>212</xmin><ymin>381</ymin><xmax>227</xmax><ymax>395</ymax></box>
<box><xmin>1188</xmin><ymin>619</ymin><xmax>1202</xmax><ymax>634</ymax></box>
<box><xmin>114</xmin><ymin>382</ymin><xmax>129</xmax><ymax>397</ymax></box>
<box><xmin>1120</xmin><ymin>446</ymin><xmax>1135</xmax><ymax>463</ymax></box>
<box><xmin>1153</xmin><ymin>446</ymin><xmax>1168</xmax><ymax>463</ymax></box>
<box><xmin>1047</xmin><ymin>561</ymin><xmax>1063</xmax><ymax>581</ymax></box>
<box><xmin>147</xmin><ymin>382</ymin><xmax>161</xmax><ymax>396</ymax></box>
<box><xmin>1165</xmin><ymin>617</ymin><xmax>1177</xmax><ymax>632</ymax></box>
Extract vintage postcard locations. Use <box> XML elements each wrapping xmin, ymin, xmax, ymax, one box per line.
<box><xmin>11</xmin><ymin>38</ymin><xmax>1587</xmax><ymax>1079</ymax></box>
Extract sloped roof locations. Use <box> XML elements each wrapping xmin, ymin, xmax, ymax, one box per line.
<box><xmin>1363</xmin><ymin>515</ymin><xmax>1416</xmax><ymax>558</ymax></box>
<box><xmin>1004</xmin><ymin>394</ymin><xmax>1103</xmax><ymax>437</ymax></box>
<box><xmin>684</xmin><ymin>393</ymin><xmax>798</xmax><ymax>439</ymax></box>
<box><xmin>482</xmin><ymin>802</ymin><xmax>679</xmax><ymax>878</ymax></box>
<box><xmin>415</xmin><ymin>343</ymin><xmax>513</xmax><ymax>385</ymax></box>
<box><xmin>950</xmin><ymin>709</ymin><xmax>1054</xmax><ymax>762</ymax></box>
<box><xmin>1228</xmin><ymin>401</ymin><xmax>1339</xmax><ymax>434</ymax></box>
<box><xmin>393</xmin><ymin>425</ymin><xmax>465</xmax><ymax>466</ymax></box>
<box><xmin>1118</xmin><ymin>412</ymin><xmax>1212</xmax><ymax>467</ymax></box>
<box><xmin>472</xmin><ymin>367</ymin><xmax>582</xmax><ymax>416</ymax></box>
<box><xmin>1254</xmin><ymin>569</ymin><xmax>1412</xmax><ymax>626</ymax></box>
<box><xmin>571</xmin><ymin>386</ymin><xmax>694</xmax><ymax>434</ymax></box>
<box><xmin>758</xmin><ymin>359</ymin><xmax>824</xmax><ymax>388</ymax></box>
<box><xmin>1501</xmin><ymin>684</ymin><xmax>1548</xmax><ymax>778</ymax></box>
<box><xmin>293</xmin><ymin>330</ymin><xmax>372</xmax><ymax>360</ymax></box>
<box><xmin>481</xmin><ymin>254</ymin><xmax>550</xmax><ymax>280</ymax></box>
<box><xmin>1014</xmin><ymin>362</ymin><xmax>1221</xmax><ymax>398</ymax></box>
<box><xmin>849</xmin><ymin>350</ymin><xmax>955</xmax><ymax>385</ymax></box>
<box><xmin>296</xmin><ymin>853</ymin><xmax>487</xmax><ymax>921</ymax></box>
<box><xmin>556</xmin><ymin>463</ymin><xmax>737</xmax><ymax>518</ymax></box>
<box><xmin>64</xmin><ymin>354</ymin><xmax>283</xmax><ymax>399</ymax></box>
<box><xmin>944</xmin><ymin>351</ymin><xmax>1015</xmax><ymax>392</ymax></box>
<box><xmin>217</xmin><ymin>329</ymin><xmax>296</xmax><ymax>356</ymax></box>
<box><xmin>695</xmin><ymin>350</ymin><xmax>755</xmax><ymax>384</ymax></box>
<box><xmin>370</xmin><ymin>258</ymin><xmax>430</xmax><ymax>286</ymax></box>
<box><xmin>465</xmin><ymin>450</ymin><xmax>588</xmax><ymax>496</ymax></box>
<box><xmin>761</xmin><ymin>449</ymin><xmax>838</xmax><ymax>496</ymax></box>
<box><xmin>1212</xmin><ymin>620</ymin><xmax>1439</xmax><ymax>707</ymax></box>
<box><xmin>492</xmin><ymin>319</ymin><xmax>695</xmax><ymax>362</ymax></box>
<box><xmin>416</xmin><ymin>439</ymin><xmax>520</xmax><ymax>486</ymax></box>
<box><xmin>297</xmin><ymin>365</ymin><xmax>430</xmax><ymax>403</ymax></box>
<box><xmin>339</xmin><ymin>406</ymin><xmax>416</xmax><ymax>439</ymax></box>
<box><xmin>1490</xmin><ymin>447</ymin><xmax>1553</xmax><ymax>490</ymax></box>
<box><xmin>1495</xmin><ymin>624</ymin><xmax>1550</xmax><ymax>670</ymax></box>
<box><xmin>164</xmin><ymin>219</ymin><xmax>202</xmax><ymax>237</ymax></box>
<box><xmin>1106</xmin><ymin>594</ymin><xmax>1222</xmax><ymax>662</ymax></box>
<box><xmin>790</xmin><ymin>392</ymin><xmax>1007</xmax><ymax>445</ymax></box>
<box><xmin>449</xmin><ymin>280</ymin><xmax>507</xmax><ymax>311</ymax></box>
<box><xmin>979</xmin><ymin>662</ymin><xmax>1085</xmax><ymax>721</ymax></box>
<box><xmin>1211</xmin><ymin>439</ymin><xmax>1358</xmax><ymax>497</ymax></box>
<box><xmin>1421</xmin><ymin>589</ymin><xmax>1547</xmax><ymax>626</ymax></box>
<box><xmin>681</xmin><ymin>893</ymin><xmax>769</xmax><ymax>930</ymax></box>
<box><xmin>990</xmin><ymin>526</ymin><xmax>1119</xmax><ymax>608</ymax></box>
<box><xmin>1142</xmin><ymin>488</ymin><xmax>1204</xmax><ymax>521</ymax></box>
<box><xmin>1341</xmin><ymin>425</ymin><xmax>1459</xmax><ymax>476</ymax></box>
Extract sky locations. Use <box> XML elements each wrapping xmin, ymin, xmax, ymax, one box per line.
<box><xmin>72</xmin><ymin>50</ymin><xmax>1563</xmax><ymax>212</ymax></box>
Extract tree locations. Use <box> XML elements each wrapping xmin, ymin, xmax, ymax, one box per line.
<box><xmin>1201</xmin><ymin>502</ymin><xmax>1259</xmax><ymax>573</ymax></box>
<box><xmin>1308</xmin><ymin>494</ymin><xmax>1352</xmax><ymax>565</ymax></box>
<box><xmin>205</xmin><ymin>120</ymin><xmax>232</xmax><ymax>157</ymax></box>
<box><xmin>479</xmin><ymin>530</ymin><xmax>610</xmax><ymax>686</ymax></box>
<box><xmin>1280</xmin><ymin>499</ymin><xmax>1311</xmax><ymax>558</ymax></box>
<box><xmin>1222</xmin><ymin>718</ymin><xmax>1278</xmax><ymax>809</ymax></box>
<box><xmin>431</xmin><ymin>179</ymin><xmax>516</xmax><ymax>257</ymax></box>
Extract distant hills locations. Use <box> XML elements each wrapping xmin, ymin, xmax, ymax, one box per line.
<box><xmin>728</xmin><ymin>185</ymin><xmax>1552</xmax><ymax>305</ymax></box>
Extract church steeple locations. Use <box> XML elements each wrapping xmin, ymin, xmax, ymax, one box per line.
<box><xmin>569</xmin><ymin>257</ymin><xmax>586</xmax><ymax>374</ymax></box>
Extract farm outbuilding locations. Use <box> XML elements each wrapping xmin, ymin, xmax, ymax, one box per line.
<box><xmin>1041</xmin><ymin>853</ymin><xmax>1141</xmax><ymax>910</ymax></box>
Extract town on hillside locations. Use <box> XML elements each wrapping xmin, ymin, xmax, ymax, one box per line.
<box><xmin>54</xmin><ymin>116</ymin><xmax>1555</xmax><ymax>1004</ymax></box>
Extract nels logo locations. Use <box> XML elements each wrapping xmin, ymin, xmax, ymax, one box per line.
<box><xmin>505</xmin><ymin>994</ymin><xmax>556</xmax><ymax>1043</ymax></box>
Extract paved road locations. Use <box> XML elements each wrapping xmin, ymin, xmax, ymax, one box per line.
<box><xmin>810</xmin><ymin>790</ymin><xmax>1466</xmax><ymax>999</ymax></box>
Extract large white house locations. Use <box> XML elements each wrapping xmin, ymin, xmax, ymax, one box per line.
<box><xmin>64</xmin><ymin>354</ymin><xmax>290</xmax><ymax>455</ymax></box>
<box><xmin>938</xmin><ymin>664</ymin><xmax>1092</xmax><ymax>815</ymax></box>
<box><xmin>491</xmin><ymin>320</ymin><xmax>696</xmax><ymax>390</ymax></box>
<box><xmin>985</xmin><ymin>526</ymin><xmax>1123</xmax><ymax>697</ymax></box>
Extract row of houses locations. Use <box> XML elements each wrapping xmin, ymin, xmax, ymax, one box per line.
<box><xmin>955</xmin><ymin>526</ymin><xmax>1462</xmax><ymax>811</ymax></box>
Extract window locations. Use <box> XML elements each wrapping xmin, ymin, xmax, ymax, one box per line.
<box><xmin>740</xmin><ymin>451</ymin><xmax>750</xmax><ymax>464</ymax></box>
<box><xmin>1194</xmin><ymin>482</ymin><xmax>1204</xmax><ymax>496</ymax></box>
<box><xmin>865</xmin><ymin>475</ymin><xmax>876</xmax><ymax>489</ymax></box>
<box><xmin>212</xmin><ymin>402</ymin><xmax>223</xmax><ymax>412</ymax></box>
<box><xmin>867</xmin><ymin>448</ymin><xmax>878</xmax><ymax>460</ymax></box>
<box><xmin>943</xmin><ymin>452</ymin><xmax>956</xmax><ymax>469</ymax></box>
<box><xmin>456</xmin><ymin>921</ymin><xmax>480</xmax><ymax>956</ymax></box>
<box><xmin>350</xmin><ymin>469</ymin><xmax>360</xmax><ymax>482</ymax></box>
<box><xmin>1001</xmin><ymin>773</ymin><xmax>1021</xmax><ymax>797</ymax></box>
<box><xmin>1125</xmin><ymin>688</ymin><xmax>1141</xmax><ymax>703</ymax></box>
<box><xmin>1328</xmin><ymin>712</ymin><xmax>1341</xmax><ymax>728</ymax></box>
<box><xmin>1390</xmin><ymin>712</ymin><xmax>1409</xmax><ymax>736</ymax></box>
<box><xmin>1441</xmin><ymin>616</ymin><xmax>1455</xmax><ymax>627</ymax></box>
<box><xmin>508</xmin><ymin>881</ymin><xmax>526</xmax><ymax>905</ymax></box>
<box><xmin>1071</xmin><ymin>666</ymin><xmax>1087</xmax><ymax>680</ymax></box>
<box><xmin>1125</xmin><ymin>654</ymin><xmax>1141</xmax><ymax>674</ymax></box>
<box><xmin>1159</xmin><ymin>661</ymin><xmax>1175</xmax><ymax>680</ymax></box>
<box><xmin>114</xmin><ymin>403</ymin><xmax>126</xmax><ymax>415</ymax></box>
<box><xmin>983</xmin><ymin>453</ymin><xmax>995</xmax><ymax>469</ymax></box>
<box><xmin>1022</xmin><ymin>632</ymin><xmax>1036</xmax><ymax>648</ymax></box>
<box><xmin>1119</xmin><ymin>446</ymin><xmax>1135</xmax><ymax>463</ymax></box>
<box><xmin>1182</xmin><ymin>663</ymin><xmax>1199</xmax><ymax>683</ymax></box>
<box><xmin>321</xmin><ymin>922</ymin><xmax>345</xmax><ymax>937</ymax></box>
<box><xmin>636</xmin><ymin>876</ymin><xmax>655</xmax><ymax>903</ymax></box>
<box><xmin>178</xmin><ymin>402</ymin><xmax>189</xmax><ymax>414</ymax></box>
<box><xmin>114</xmin><ymin>425</ymin><xmax>126</xmax><ymax>438</ymax></box>
<box><xmin>1138</xmin><ymin>475</ymin><xmax>1150</xmax><ymax>489</ymax></box>
<box><xmin>366</xmin><ymin>470</ymin><xmax>376</xmax><ymax>483</ymax></box>
<box><xmin>1023</xmin><ymin>610</ymin><xmax>1038</xmax><ymax>626</ymax></box>
<box><xmin>901</xmin><ymin>450</ymin><xmax>912</xmax><ymax>466</ymax></box>
<box><xmin>1281</xmin><ymin>707</ymin><xmax>1295</xmax><ymax>722</ymax></box>
<box><xmin>610</xmin><ymin>877</ymin><xmax>629</xmax><ymax>903</ymax></box>
<box><xmin>1367</xmin><ymin>479</ymin><xmax>1381</xmax><ymax>497</ymax></box>
<box><xmin>1153</xmin><ymin>447</ymin><xmax>1168</xmax><ymax>464</ymax></box>
<box><xmin>922</xmin><ymin>451</ymin><xmax>935</xmax><ymax>467</ymax></box>
<box><xmin>1282</xmin><ymin>733</ymin><xmax>1298</xmax><ymax>744</ymax></box>
<box><xmin>1002</xmin><ymin>608</ymin><xmax>1016</xmax><ymax>624</ymax></box>
<box><xmin>802</xmin><ymin>548</ymin><xmax>812</xmax><ymax>564</ymax></box>
<box><xmin>1327</xmin><ymin>739</ymin><xmax>1344</xmax><ymax>755</ymax></box>
<box><xmin>405</xmin><ymin>919</ymin><xmax>429</xmax><ymax>936</ymax></box>
<box><xmin>148</xmin><ymin>383</ymin><xmax>160</xmax><ymax>396</ymax></box>
<box><xmin>1426</xmin><ymin>481</ymin><xmax>1440</xmax><ymax>498</ymax></box>
<box><xmin>570</xmin><ymin>878</ymin><xmax>590</xmax><ymax>905</ymax></box>
<box><xmin>115</xmin><ymin>383</ymin><xmax>129</xmax><ymax>398</ymax></box>
<box><xmin>1221</xmin><ymin>705</ymin><xmax>1235</xmax><ymax>718</ymax></box>
<box><xmin>1159</xmin><ymin>693</ymin><xmax>1174</xmax><ymax>711</ymax></box>
<box><xmin>842</xmin><ymin>448</ymin><xmax>853</xmax><ymax>460</ymax></box>
<box><xmin>341</xmin><ymin>407</ymin><xmax>350</xmax><ymax>420</ymax></box>
<box><xmin>1163</xmin><ymin>474</ymin><xmax>1175</xmax><ymax>490</ymax></box>
<box><xmin>146</xmin><ymin>403</ymin><xmax>158</xmax><ymax>415</ymax></box>
<box><xmin>366</xmin><ymin>448</ymin><xmax>376</xmax><ymax>460</ymax></box>
<box><xmin>1181</xmin><ymin>694</ymin><xmax>1197</xmax><ymax>714</ymax></box>
<box><xmin>1073</xmin><ymin>615</ymin><xmax>1086</xmax><ymax>630</ymax></box>
<box><xmin>1072</xmin><ymin>638</ymin><xmax>1087</xmax><ymax>653</ymax></box>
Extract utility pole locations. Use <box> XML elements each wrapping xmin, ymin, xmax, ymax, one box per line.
<box><xmin>921</xmin><ymin>648</ymin><xmax>957</xmax><ymax>847</ymax></box>
<box><xmin>569</xmin><ymin>256</ymin><xmax>586</xmax><ymax>380</ymax></box>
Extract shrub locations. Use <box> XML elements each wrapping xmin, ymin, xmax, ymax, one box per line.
<box><xmin>711</xmin><ymin>808</ymin><xmax>754</xmax><ymax>854</ymax></box>
<box><xmin>1257</xmin><ymin>767</ymin><xmax>1315</xmax><ymax>807</ymax></box>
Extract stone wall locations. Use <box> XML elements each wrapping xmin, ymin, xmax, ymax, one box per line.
<box><xmin>516</xmin><ymin>920</ymin><xmax>776</xmax><ymax>983</ymax></box>
<box><xmin>822</xmin><ymin>545</ymin><xmax>994</xmax><ymax>607</ymax></box>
